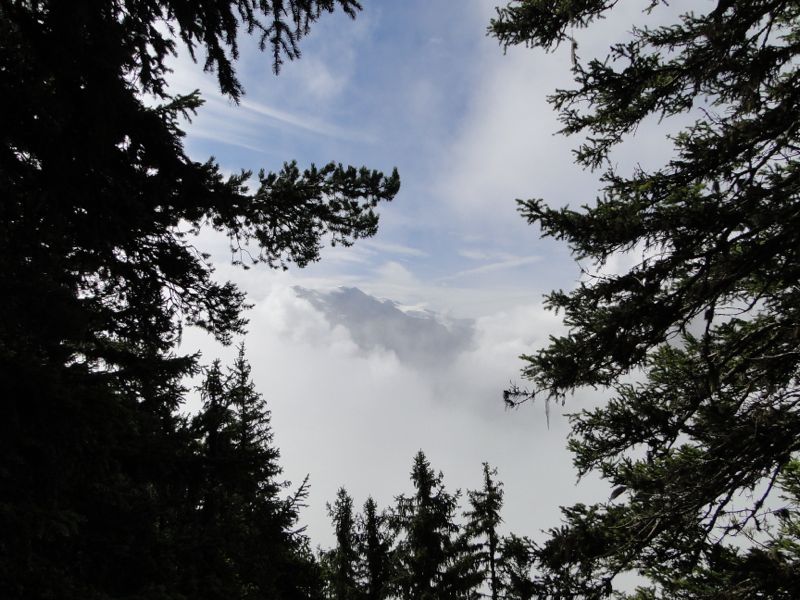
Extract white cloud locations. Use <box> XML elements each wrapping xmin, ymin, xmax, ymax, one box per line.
<box><xmin>288</xmin><ymin>55</ymin><xmax>348</xmax><ymax>101</ymax></box>
<box><xmin>360</xmin><ymin>239</ymin><xmax>428</xmax><ymax>257</ymax></box>
<box><xmin>162</xmin><ymin>50</ymin><xmax>374</xmax><ymax>150</ymax></box>
<box><xmin>370</xmin><ymin>260</ymin><xmax>424</xmax><ymax>297</ymax></box>
<box><xmin>434</xmin><ymin>42</ymin><xmax>597</xmax><ymax>227</ymax></box>
<box><xmin>239</xmin><ymin>96</ymin><xmax>375</xmax><ymax>143</ymax></box>
<box><xmin>433</xmin><ymin>0</ymin><xmax>697</xmax><ymax>242</ymax></box>
<box><xmin>183</xmin><ymin>285</ymin><xmax>610</xmax><ymax>549</ymax></box>
<box><xmin>442</xmin><ymin>255</ymin><xmax>542</xmax><ymax>281</ymax></box>
<box><xmin>459</xmin><ymin>248</ymin><xmax>509</xmax><ymax>261</ymax></box>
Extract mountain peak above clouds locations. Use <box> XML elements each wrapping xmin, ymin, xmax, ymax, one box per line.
<box><xmin>292</xmin><ymin>286</ymin><xmax>474</xmax><ymax>368</ymax></box>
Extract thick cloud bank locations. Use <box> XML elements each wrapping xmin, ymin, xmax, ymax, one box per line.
<box><xmin>184</xmin><ymin>283</ymin><xmax>607</xmax><ymax>548</ymax></box>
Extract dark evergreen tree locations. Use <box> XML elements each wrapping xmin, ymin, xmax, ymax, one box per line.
<box><xmin>358</xmin><ymin>497</ymin><xmax>395</xmax><ymax>600</ymax></box>
<box><xmin>619</xmin><ymin>461</ymin><xmax>800</xmax><ymax>599</ymax></box>
<box><xmin>662</xmin><ymin>458</ymin><xmax>800</xmax><ymax>598</ymax></box>
<box><xmin>1</xmin><ymin>1</ymin><xmax>397</xmax><ymax>598</ymax></box>
<box><xmin>325</xmin><ymin>457</ymin><xmax>537</xmax><ymax>600</ymax></box>
<box><xmin>190</xmin><ymin>360</ymin><xmax>240</xmax><ymax>599</ymax></box>
<box><xmin>498</xmin><ymin>534</ymin><xmax>536</xmax><ymax>600</ymax></box>
<box><xmin>323</xmin><ymin>487</ymin><xmax>362</xmax><ymax>600</ymax></box>
<box><xmin>440</xmin><ymin>530</ymin><xmax>484</xmax><ymax>600</ymax></box>
<box><xmin>392</xmin><ymin>451</ymin><xmax>462</xmax><ymax>600</ymax></box>
<box><xmin>489</xmin><ymin>0</ymin><xmax>800</xmax><ymax>597</ymax></box>
<box><xmin>464</xmin><ymin>463</ymin><xmax>505</xmax><ymax>600</ymax></box>
<box><xmin>228</xmin><ymin>346</ymin><xmax>321</xmax><ymax>600</ymax></box>
<box><xmin>190</xmin><ymin>350</ymin><xmax>322</xmax><ymax>600</ymax></box>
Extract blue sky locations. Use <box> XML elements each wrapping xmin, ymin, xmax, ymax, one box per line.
<box><xmin>173</xmin><ymin>0</ymin><xmax>692</xmax><ymax>566</ymax></box>
<box><xmin>170</xmin><ymin>0</ymin><xmax>605</xmax><ymax>314</ymax></box>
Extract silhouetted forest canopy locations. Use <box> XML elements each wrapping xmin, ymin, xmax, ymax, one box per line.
<box><xmin>319</xmin><ymin>453</ymin><xmax>536</xmax><ymax>600</ymax></box>
<box><xmin>3</xmin><ymin>0</ymin><xmax>800</xmax><ymax>598</ymax></box>
<box><xmin>2</xmin><ymin>1</ymin><xmax>397</xmax><ymax>598</ymax></box>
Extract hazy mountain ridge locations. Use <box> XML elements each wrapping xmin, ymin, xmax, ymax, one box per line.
<box><xmin>293</xmin><ymin>286</ymin><xmax>475</xmax><ymax>368</ymax></box>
